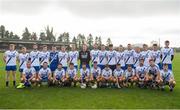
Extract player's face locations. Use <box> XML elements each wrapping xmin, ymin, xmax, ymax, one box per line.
<box><xmin>149</xmin><ymin>60</ymin><xmax>154</xmax><ymax>66</ymax></box>
<box><xmin>163</xmin><ymin>65</ymin><xmax>168</xmax><ymax>71</ymax></box>
<box><xmin>52</xmin><ymin>46</ymin><xmax>56</xmax><ymax>51</ymax></box>
<box><xmin>143</xmin><ymin>45</ymin><xmax>148</xmax><ymax>50</ymax></box>
<box><xmin>43</xmin><ymin>47</ymin><xmax>47</xmax><ymax>51</ymax></box>
<box><xmin>22</xmin><ymin>47</ymin><xmax>26</xmax><ymax>53</ymax></box>
<box><xmin>26</xmin><ymin>62</ymin><xmax>31</xmax><ymax>68</ymax></box>
<box><xmin>127</xmin><ymin>44</ymin><xmax>131</xmax><ymax>50</ymax></box>
<box><xmin>43</xmin><ymin>63</ymin><xmax>48</xmax><ymax>68</ymax></box>
<box><xmin>109</xmin><ymin>46</ymin><xmax>113</xmax><ymax>51</ymax></box>
<box><xmin>71</xmin><ymin>45</ymin><xmax>76</xmax><ymax>51</ymax></box>
<box><xmin>83</xmin><ymin>45</ymin><xmax>87</xmax><ymax>51</ymax></box>
<box><xmin>9</xmin><ymin>45</ymin><xmax>15</xmax><ymax>51</ymax></box>
<box><xmin>94</xmin><ymin>44</ymin><xmax>98</xmax><ymax>49</ymax></box>
<box><xmin>101</xmin><ymin>46</ymin><xmax>105</xmax><ymax>50</ymax></box>
<box><xmin>93</xmin><ymin>63</ymin><xmax>98</xmax><ymax>68</ymax></box>
<box><xmin>165</xmin><ymin>42</ymin><xmax>169</xmax><ymax>47</ymax></box>
<box><xmin>61</xmin><ymin>46</ymin><xmax>66</xmax><ymax>52</ymax></box>
<box><xmin>33</xmin><ymin>45</ymin><xmax>38</xmax><ymax>50</ymax></box>
<box><xmin>58</xmin><ymin>64</ymin><xmax>62</xmax><ymax>69</ymax></box>
<box><xmin>153</xmin><ymin>46</ymin><xmax>157</xmax><ymax>50</ymax></box>
<box><xmin>82</xmin><ymin>65</ymin><xmax>86</xmax><ymax>69</ymax></box>
<box><xmin>135</xmin><ymin>47</ymin><xmax>140</xmax><ymax>52</ymax></box>
<box><xmin>116</xmin><ymin>65</ymin><xmax>121</xmax><ymax>69</ymax></box>
<box><xmin>119</xmin><ymin>46</ymin><xmax>123</xmax><ymax>52</ymax></box>
<box><xmin>127</xmin><ymin>66</ymin><xmax>132</xmax><ymax>71</ymax></box>
<box><xmin>70</xmin><ymin>65</ymin><xmax>74</xmax><ymax>69</ymax></box>
<box><xmin>140</xmin><ymin>60</ymin><xmax>144</xmax><ymax>66</ymax></box>
<box><xmin>105</xmin><ymin>66</ymin><xmax>109</xmax><ymax>70</ymax></box>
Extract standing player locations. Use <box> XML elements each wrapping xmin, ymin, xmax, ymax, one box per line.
<box><xmin>29</xmin><ymin>44</ymin><xmax>40</xmax><ymax>78</ymax></box>
<box><xmin>98</xmin><ymin>44</ymin><xmax>107</xmax><ymax>70</ymax></box>
<box><xmin>90</xmin><ymin>61</ymin><xmax>101</xmax><ymax>87</ymax></box>
<box><xmin>3</xmin><ymin>44</ymin><xmax>19</xmax><ymax>87</ymax></box>
<box><xmin>18</xmin><ymin>46</ymin><xmax>29</xmax><ymax>78</ymax></box>
<box><xmin>90</xmin><ymin>43</ymin><xmax>100</xmax><ymax>66</ymax></box>
<box><xmin>133</xmin><ymin>46</ymin><xmax>142</xmax><ymax>68</ymax></box>
<box><xmin>160</xmin><ymin>64</ymin><xmax>176</xmax><ymax>91</ymax></box>
<box><xmin>49</xmin><ymin>46</ymin><xmax>59</xmax><ymax>76</ymax></box>
<box><xmin>141</xmin><ymin>44</ymin><xmax>151</xmax><ymax>66</ymax></box>
<box><xmin>68</xmin><ymin>44</ymin><xmax>79</xmax><ymax>70</ymax></box>
<box><xmin>107</xmin><ymin>44</ymin><xmax>117</xmax><ymax>72</ymax></box>
<box><xmin>150</xmin><ymin>44</ymin><xmax>161</xmax><ymax>69</ymax></box>
<box><xmin>116</xmin><ymin>45</ymin><xmax>125</xmax><ymax>70</ymax></box>
<box><xmin>124</xmin><ymin>44</ymin><xmax>135</xmax><ymax>69</ymax></box>
<box><xmin>161</xmin><ymin>40</ymin><xmax>174</xmax><ymax>70</ymax></box>
<box><xmin>113</xmin><ymin>64</ymin><xmax>125</xmax><ymax>88</ymax></box>
<box><xmin>58</xmin><ymin>46</ymin><xmax>69</xmax><ymax>72</ymax></box>
<box><xmin>39</xmin><ymin>45</ymin><xmax>50</xmax><ymax>68</ymax></box>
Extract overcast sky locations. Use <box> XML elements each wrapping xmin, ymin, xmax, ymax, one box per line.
<box><xmin>0</xmin><ymin>0</ymin><xmax>180</xmax><ymax>47</ymax></box>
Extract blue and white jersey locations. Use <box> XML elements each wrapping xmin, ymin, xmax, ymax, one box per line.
<box><xmin>91</xmin><ymin>67</ymin><xmax>101</xmax><ymax>77</ymax></box>
<box><xmin>116</xmin><ymin>51</ymin><xmax>125</xmax><ymax>67</ymax></box>
<box><xmin>23</xmin><ymin>67</ymin><xmax>35</xmax><ymax>79</ymax></box>
<box><xmin>147</xmin><ymin>64</ymin><xmax>160</xmax><ymax>76</ymax></box>
<box><xmin>58</xmin><ymin>51</ymin><xmax>68</xmax><ymax>67</ymax></box>
<box><xmin>141</xmin><ymin>50</ymin><xmax>151</xmax><ymax>66</ymax></box>
<box><xmin>98</xmin><ymin>50</ymin><xmax>108</xmax><ymax>65</ymax></box>
<box><xmin>136</xmin><ymin>65</ymin><xmax>147</xmax><ymax>78</ymax></box>
<box><xmin>68</xmin><ymin>51</ymin><xmax>79</xmax><ymax>66</ymax></box>
<box><xmin>150</xmin><ymin>50</ymin><xmax>161</xmax><ymax>64</ymax></box>
<box><xmin>133</xmin><ymin>52</ymin><xmax>142</xmax><ymax>68</ymax></box>
<box><xmin>161</xmin><ymin>47</ymin><xmax>174</xmax><ymax>64</ymax></box>
<box><xmin>67</xmin><ymin>68</ymin><xmax>77</xmax><ymax>78</ymax></box>
<box><xmin>80</xmin><ymin>68</ymin><xmax>90</xmax><ymax>78</ymax></box>
<box><xmin>54</xmin><ymin>68</ymin><xmax>65</xmax><ymax>79</ymax></box>
<box><xmin>29</xmin><ymin>51</ymin><xmax>40</xmax><ymax>67</ymax></box>
<box><xmin>39</xmin><ymin>51</ymin><xmax>50</xmax><ymax>65</ymax></box>
<box><xmin>49</xmin><ymin>51</ymin><xmax>59</xmax><ymax>65</ymax></box>
<box><xmin>106</xmin><ymin>50</ymin><xmax>117</xmax><ymax>65</ymax></box>
<box><xmin>39</xmin><ymin>68</ymin><xmax>51</xmax><ymax>79</ymax></box>
<box><xmin>113</xmin><ymin>69</ymin><xmax>124</xmax><ymax>77</ymax></box>
<box><xmin>19</xmin><ymin>53</ymin><xmax>29</xmax><ymax>69</ymax></box>
<box><xmin>125</xmin><ymin>69</ymin><xmax>135</xmax><ymax>78</ymax></box>
<box><xmin>102</xmin><ymin>68</ymin><xmax>112</xmax><ymax>78</ymax></box>
<box><xmin>90</xmin><ymin>49</ymin><xmax>100</xmax><ymax>64</ymax></box>
<box><xmin>124</xmin><ymin>49</ymin><xmax>135</xmax><ymax>65</ymax></box>
<box><xmin>4</xmin><ymin>50</ymin><xmax>18</xmax><ymax>66</ymax></box>
<box><xmin>160</xmin><ymin>70</ymin><xmax>174</xmax><ymax>81</ymax></box>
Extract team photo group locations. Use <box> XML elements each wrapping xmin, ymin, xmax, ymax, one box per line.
<box><xmin>3</xmin><ymin>40</ymin><xmax>176</xmax><ymax>91</ymax></box>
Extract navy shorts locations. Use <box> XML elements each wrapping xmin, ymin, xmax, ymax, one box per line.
<box><xmin>33</xmin><ymin>66</ymin><xmax>40</xmax><ymax>72</ymax></box>
<box><xmin>5</xmin><ymin>66</ymin><xmax>17</xmax><ymax>71</ymax></box>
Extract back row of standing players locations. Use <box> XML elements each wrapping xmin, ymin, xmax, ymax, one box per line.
<box><xmin>3</xmin><ymin>40</ymin><xmax>175</xmax><ymax>90</ymax></box>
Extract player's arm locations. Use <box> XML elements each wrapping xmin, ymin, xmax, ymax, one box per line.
<box><xmin>3</xmin><ymin>53</ymin><xmax>6</xmax><ymax>63</ymax></box>
<box><xmin>48</xmin><ymin>70</ymin><xmax>52</xmax><ymax>80</ymax></box>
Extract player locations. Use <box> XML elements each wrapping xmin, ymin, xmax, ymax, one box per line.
<box><xmin>116</xmin><ymin>45</ymin><xmax>125</xmax><ymax>70</ymax></box>
<box><xmin>161</xmin><ymin>40</ymin><xmax>174</xmax><ymax>70</ymax></box>
<box><xmin>135</xmin><ymin>58</ymin><xmax>148</xmax><ymax>88</ymax></box>
<box><xmin>106</xmin><ymin>44</ymin><xmax>117</xmax><ymax>72</ymax></box>
<box><xmin>101</xmin><ymin>64</ymin><xmax>115</xmax><ymax>88</ymax></box>
<box><xmin>124</xmin><ymin>44</ymin><xmax>135</xmax><ymax>70</ymax></box>
<box><xmin>150</xmin><ymin>44</ymin><xmax>161</xmax><ymax>69</ymax></box>
<box><xmin>49</xmin><ymin>46</ymin><xmax>59</xmax><ymax>76</ymax></box>
<box><xmin>80</xmin><ymin>63</ymin><xmax>91</xmax><ymax>88</ymax></box>
<box><xmin>160</xmin><ymin>64</ymin><xmax>176</xmax><ymax>92</ymax></box>
<box><xmin>98</xmin><ymin>44</ymin><xmax>108</xmax><ymax>70</ymax></box>
<box><xmin>66</xmin><ymin>63</ymin><xmax>79</xmax><ymax>87</ymax></box>
<box><xmin>68</xmin><ymin>44</ymin><xmax>79</xmax><ymax>70</ymax></box>
<box><xmin>18</xmin><ymin>61</ymin><xmax>36</xmax><ymax>88</ymax></box>
<box><xmin>37</xmin><ymin>62</ymin><xmax>53</xmax><ymax>86</ymax></box>
<box><xmin>90</xmin><ymin>43</ymin><xmax>100</xmax><ymax>66</ymax></box>
<box><xmin>3</xmin><ymin>44</ymin><xmax>19</xmax><ymax>87</ymax></box>
<box><xmin>53</xmin><ymin>63</ymin><xmax>66</xmax><ymax>86</ymax></box>
<box><xmin>124</xmin><ymin>65</ymin><xmax>137</xmax><ymax>87</ymax></box>
<box><xmin>141</xmin><ymin>44</ymin><xmax>151</xmax><ymax>66</ymax></box>
<box><xmin>113</xmin><ymin>64</ymin><xmax>125</xmax><ymax>88</ymax></box>
<box><xmin>133</xmin><ymin>46</ymin><xmax>142</xmax><ymax>68</ymax></box>
<box><xmin>29</xmin><ymin>44</ymin><xmax>40</xmax><ymax>77</ymax></box>
<box><xmin>39</xmin><ymin>45</ymin><xmax>50</xmax><ymax>67</ymax></box>
<box><xmin>146</xmin><ymin>59</ymin><xmax>162</xmax><ymax>89</ymax></box>
<box><xmin>58</xmin><ymin>46</ymin><xmax>69</xmax><ymax>72</ymax></box>
<box><xmin>90</xmin><ymin>61</ymin><xmax>101</xmax><ymax>87</ymax></box>
<box><xmin>18</xmin><ymin>46</ymin><xmax>29</xmax><ymax>78</ymax></box>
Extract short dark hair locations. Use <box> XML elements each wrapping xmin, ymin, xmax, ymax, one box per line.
<box><xmin>165</xmin><ymin>40</ymin><xmax>170</xmax><ymax>43</ymax></box>
<box><xmin>109</xmin><ymin>44</ymin><xmax>113</xmax><ymax>47</ymax></box>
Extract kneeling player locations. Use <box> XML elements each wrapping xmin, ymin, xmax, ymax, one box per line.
<box><xmin>66</xmin><ymin>63</ymin><xmax>79</xmax><ymax>87</ymax></box>
<box><xmin>17</xmin><ymin>61</ymin><xmax>36</xmax><ymax>88</ymax></box>
<box><xmin>53</xmin><ymin>63</ymin><xmax>66</xmax><ymax>86</ymax></box>
<box><xmin>136</xmin><ymin>58</ymin><xmax>148</xmax><ymax>88</ymax></box>
<box><xmin>125</xmin><ymin>65</ymin><xmax>137</xmax><ymax>87</ymax></box>
<box><xmin>160</xmin><ymin>64</ymin><xmax>176</xmax><ymax>92</ymax></box>
<box><xmin>101</xmin><ymin>64</ymin><xmax>115</xmax><ymax>88</ymax></box>
<box><xmin>146</xmin><ymin>59</ymin><xmax>162</xmax><ymax>89</ymax></box>
<box><xmin>90</xmin><ymin>61</ymin><xmax>101</xmax><ymax>88</ymax></box>
<box><xmin>113</xmin><ymin>64</ymin><xmax>125</xmax><ymax>88</ymax></box>
<box><xmin>80</xmin><ymin>63</ymin><xmax>91</xmax><ymax>88</ymax></box>
<box><xmin>37</xmin><ymin>62</ymin><xmax>53</xmax><ymax>86</ymax></box>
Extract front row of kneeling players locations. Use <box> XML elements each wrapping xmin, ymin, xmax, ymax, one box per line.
<box><xmin>19</xmin><ymin>58</ymin><xmax>176</xmax><ymax>91</ymax></box>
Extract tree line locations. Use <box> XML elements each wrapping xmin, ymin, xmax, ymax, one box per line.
<box><xmin>0</xmin><ymin>25</ymin><xmax>112</xmax><ymax>49</ymax></box>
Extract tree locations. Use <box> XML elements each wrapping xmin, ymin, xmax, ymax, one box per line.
<box><xmin>87</xmin><ymin>34</ymin><xmax>93</xmax><ymax>49</ymax></box>
<box><xmin>13</xmin><ymin>34</ymin><xmax>20</xmax><ymax>39</ymax></box>
<box><xmin>76</xmin><ymin>33</ymin><xmax>86</xmax><ymax>49</ymax></box>
<box><xmin>22</xmin><ymin>27</ymin><xmax>31</xmax><ymax>40</ymax></box>
<box><xmin>72</xmin><ymin>36</ymin><xmax>77</xmax><ymax>48</ymax></box>
<box><xmin>94</xmin><ymin>36</ymin><xmax>99</xmax><ymax>44</ymax></box>
<box><xmin>106</xmin><ymin>37</ymin><xmax>112</xmax><ymax>46</ymax></box>
<box><xmin>45</xmin><ymin>26</ymin><xmax>56</xmax><ymax>41</ymax></box>
<box><xmin>39</xmin><ymin>32</ymin><xmax>46</xmax><ymax>41</ymax></box>
<box><xmin>9</xmin><ymin>32</ymin><xmax>14</xmax><ymax>39</ymax></box>
<box><xmin>4</xmin><ymin>30</ymin><xmax>9</xmax><ymax>38</ymax></box>
<box><xmin>0</xmin><ymin>25</ymin><xmax>5</xmax><ymax>38</ymax></box>
<box><xmin>98</xmin><ymin>36</ymin><xmax>102</xmax><ymax>47</ymax></box>
<box><xmin>31</xmin><ymin>32</ymin><xmax>37</xmax><ymax>40</ymax></box>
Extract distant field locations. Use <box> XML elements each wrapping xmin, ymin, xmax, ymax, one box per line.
<box><xmin>0</xmin><ymin>53</ymin><xmax>180</xmax><ymax>109</ymax></box>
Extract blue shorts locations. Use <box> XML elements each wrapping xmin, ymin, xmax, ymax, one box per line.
<box><xmin>19</xmin><ymin>68</ymin><xmax>23</xmax><ymax>73</ymax></box>
<box><xmin>121</xmin><ymin>66</ymin><xmax>126</xmax><ymax>71</ymax></box>
<box><xmin>157</xmin><ymin>63</ymin><xmax>162</xmax><ymax>70</ymax></box>
<box><xmin>98</xmin><ymin>65</ymin><xmax>105</xmax><ymax>70</ymax></box>
<box><xmin>125</xmin><ymin>64</ymin><xmax>135</xmax><ymax>70</ymax></box>
<box><xmin>33</xmin><ymin>66</ymin><xmax>40</xmax><ymax>72</ymax></box>
<box><xmin>62</xmin><ymin>67</ymin><xmax>68</xmax><ymax>72</ymax></box>
<box><xmin>5</xmin><ymin>66</ymin><xmax>17</xmax><ymax>71</ymax></box>
<box><xmin>74</xmin><ymin>65</ymin><xmax>78</xmax><ymax>71</ymax></box>
<box><xmin>50</xmin><ymin>65</ymin><xmax>57</xmax><ymax>72</ymax></box>
<box><xmin>41</xmin><ymin>78</ymin><xmax>48</xmax><ymax>82</ymax></box>
<box><xmin>80</xmin><ymin>64</ymin><xmax>90</xmax><ymax>69</ymax></box>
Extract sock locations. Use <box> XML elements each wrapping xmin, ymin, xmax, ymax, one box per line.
<box><xmin>13</xmin><ymin>81</ymin><xmax>16</xmax><ymax>86</ymax></box>
<box><xmin>6</xmin><ymin>81</ymin><xmax>9</xmax><ymax>87</ymax></box>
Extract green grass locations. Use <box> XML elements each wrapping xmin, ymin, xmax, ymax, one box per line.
<box><xmin>0</xmin><ymin>53</ymin><xmax>180</xmax><ymax>109</ymax></box>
